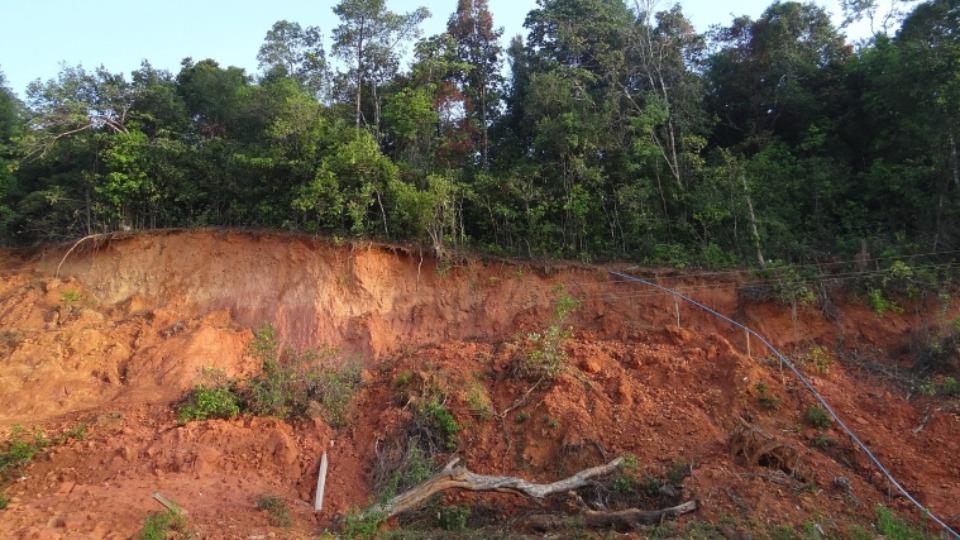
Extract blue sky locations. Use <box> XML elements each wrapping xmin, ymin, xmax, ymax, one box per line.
<box><xmin>0</xmin><ymin>0</ymin><xmax>870</xmax><ymax>99</ymax></box>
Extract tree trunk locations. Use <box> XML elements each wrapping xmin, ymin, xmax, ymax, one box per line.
<box><xmin>742</xmin><ymin>173</ymin><xmax>765</xmax><ymax>267</ymax></box>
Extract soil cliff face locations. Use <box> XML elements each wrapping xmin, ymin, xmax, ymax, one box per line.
<box><xmin>0</xmin><ymin>230</ymin><xmax>957</xmax><ymax>539</ymax></box>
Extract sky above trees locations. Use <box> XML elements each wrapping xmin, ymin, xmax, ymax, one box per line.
<box><xmin>0</xmin><ymin>0</ymin><xmax>873</xmax><ymax>97</ymax></box>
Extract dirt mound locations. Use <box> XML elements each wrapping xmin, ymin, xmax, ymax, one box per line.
<box><xmin>1</xmin><ymin>231</ymin><xmax>958</xmax><ymax>538</ymax></box>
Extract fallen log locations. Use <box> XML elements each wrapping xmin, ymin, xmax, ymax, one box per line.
<box><xmin>366</xmin><ymin>456</ymin><xmax>624</xmax><ymax>520</ymax></box>
<box><xmin>527</xmin><ymin>500</ymin><xmax>698</xmax><ymax>531</ymax></box>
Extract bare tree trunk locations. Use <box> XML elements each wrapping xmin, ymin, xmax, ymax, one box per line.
<box><xmin>742</xmin><ymin>173</ymin><xmax>765</xmax><ymax>267</ymax></box>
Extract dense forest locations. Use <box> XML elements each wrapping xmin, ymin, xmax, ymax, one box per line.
<box><xmin>0</xmin><ymin>0</ymin><xmax>957</xmax><ymax>268</ymax></box>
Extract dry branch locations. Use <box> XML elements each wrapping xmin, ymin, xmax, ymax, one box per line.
<box><xmin>527</xmin><ymin>500</ymin><xmax>698</xmax><ymax>531</ymax></box>
<box><xmin>366</xmin><ymin>457</ymin><xmax>623</xmax><ymax>520</ymax></box>
<box><xmin>56</xmin><ymin>233</ymin><xmax>108</xmax><ymax>278</ymax></box>
<box><xmin>151</xmin><ymin>492</ymin><xmax>187</xmax><ymax>515</ymax></box>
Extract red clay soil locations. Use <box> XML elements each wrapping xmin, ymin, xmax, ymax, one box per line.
<box><xmin>0</xmin><ymin>230</ymin><xmax>958</xmax><ymax>539</ymax></box>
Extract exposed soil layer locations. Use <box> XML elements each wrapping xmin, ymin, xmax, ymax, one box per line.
<box><xmin>1</xmin><ymin>230</ymin><xmax>958</xmax><ymax>539</ymax></box>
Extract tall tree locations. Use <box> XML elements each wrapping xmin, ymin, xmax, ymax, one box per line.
<box><xmin>706</xmin><ymin>1</ymin><xmax>851</xmax><ymax>151</ymax></box>
<box><xmin>331</xmin><ymin>0</ymin><xmax>429</xmax><ymax>129</ymax></box>
<box><xmin>257</xmin><ymin>20</ymin><xmax>328</xmax><ymax>98</ymax></box>
<box><xmin>447</xmin><ymin>0</ymin><xmax>504</xmax><ymax>169</ymax></box>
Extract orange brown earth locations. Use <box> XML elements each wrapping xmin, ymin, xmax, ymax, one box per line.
<box><xmin>0</xmin><ymin>230</ymin><xmax>958</xmax><ymax>539</ymax></box>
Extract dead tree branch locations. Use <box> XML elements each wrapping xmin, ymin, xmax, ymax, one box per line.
<box><xmin>366</xmin><ymin>457</ymin><xmax>624</xmax><ymax>520</ymax></box>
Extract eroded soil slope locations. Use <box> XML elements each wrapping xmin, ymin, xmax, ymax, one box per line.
<box><xmin>0</xmin><ymin>230</ymin><xmax>958</xmax><ymax>539</ymax></box>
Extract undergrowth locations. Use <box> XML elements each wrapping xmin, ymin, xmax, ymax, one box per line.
<box><xmin>255</xmin><ymin>494</ymin><xmax>293</xmax><ymax>527</ymax></box>
<box><xmin>515</xmin><ymin>286</ymin><xmax>580</xmax><ymax>381</ymax></box>
<box><xmin>176</xmin><ymin>324</ymin><xmax>363</xmax><ymax>426</ymax></box>
<box><xmin>138</xmin><ymin>506</ymin><xmax>189</xmax><ymax>540</ymax></box>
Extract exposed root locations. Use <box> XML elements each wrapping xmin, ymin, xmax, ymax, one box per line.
<box><xmin>728</xmin><ymin>418</ymin><xmax>799</xmax><ymax>476</ymax></box>
<box><xmin>527</xmin><ymin>499</ymin><xmax>698</xmax><ymax>532</ymax></box>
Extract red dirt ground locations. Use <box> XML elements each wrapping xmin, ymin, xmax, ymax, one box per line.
<box><xmin>0</xmin><ymin>230</ymin><xmax>958</xmax><ymax>539</ymax></box>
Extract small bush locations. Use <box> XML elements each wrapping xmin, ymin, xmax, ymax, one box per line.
<box><xmin>382</xmin><ymin>442</ymin><xmax>434</xmax><ymax>501</ymax></box>
<box><xmin>667</xmin><ymin>460</ymin><xmax>690</xmax><ymax>485</ymax></box>
<box><xmin>755</xmin><ymin>382</ymin><xmax>780</xmax><ymax>410</ymax></box>
<box><xmin>0</xmin><ymin>491</ymin><xmax>9</xmax><ymax>509</ymax></box>
<box><xmin>342</xmin><ymin>507</ymin><xmax>387</xmax><ymax>539</ymax></box>
<box><xmin>138</xmin><ymin>507</ymin><xmax>186</xmax><ymax>540</ymax></box>
<box><xmin>244</xmin><ymin>324</ymin><xmax>363</xmax><ymax>425</ymax></box>
<box><xmin>465</xmin><ymin>384</ymin><xmax>494</xmax><ymax>420</ymax></box>
<box><xmin>874</xmin><ymin>504</ymin><xmax>936</xmax><ymax>540</ymax></box>
<box><xmin>0</xmin><ymin>425</ymin><xmax>48</xmax><ymax>482</ymax></box>
<box><xmin>804</xmin><ymin>406</ymin><xmax>832</xmax><ymax>429</ymax></box>
<box><xmin>867</xmin><ymin>288</ymin><xmax>903</xmax><ymax>318</ymax></box>
<box><xmin>516</xmin><ymin>287</ymin><xmax>580</xmax><ymax>381</ymax></box>
<box><xmin>612</xmin><ymin>473</ymin><xmax>662</xmax><ymax>497</ymax></box>
<box><xmin>920</xmin><ymin>376</ymin><xmax>960</xmax><ymax>397</ymax></box>
<box><xmin>797</xmin><ymin>345</ymin><xmax>833</xmax><ymax>375</ymax></box>
<box><xmin>255</xmin><ymin>494</ymin><xmax>293</xmax><ymax>527</ymax></box>
<box><xmin>437</xmin><ymin>505</ymin><xmax>470</xmax><ymax>531</ymax></box>
<box><xmin>177</xmin><ymin>384</ymin><xmax>241</xmax><ymax>424</ymax></box>
<box><xmin>414</xmin><ymin>396</ymin><xmax>461</xmax><ymax>451</ymax></box>
<box><xmin>60</xmin><ymin>290</ymin><xmax>82</xmax><ymax>303</ymax></box>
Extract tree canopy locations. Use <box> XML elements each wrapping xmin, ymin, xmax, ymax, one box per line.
<box><xmin>1</xmin><ymin>0</ymin><xmax>957</xmax><ymax>269</ymax></box>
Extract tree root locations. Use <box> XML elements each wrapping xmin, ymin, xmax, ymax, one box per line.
<box><xmin>527</xmin><ymin>500</ymin><xmax>699</xmax><ymax>531</ymax></box>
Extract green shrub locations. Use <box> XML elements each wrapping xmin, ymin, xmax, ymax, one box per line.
<box><xmin>415</xmin><ymin>396</ymin><xmax>461</xmax><ymax>451</ymax></box>
<box><xmin>138</xmin><ymin>508</ymin><xmax>186</xmax><ymax>540</ymax></box>
<box><xmin>755</xmin><ymin>382</ymin><xmax>780</xmax><ymax>410</ymax></box>
<box><xmin>383</xmin><ymin>443</ymin><xmax>435</xmax><ymax>501</ymax></box>
<box><xmin>465</xmin><ymin>384</ymin><xmax>494</xmax><ymax>420</ymax></box>
<box><xmin>0</xmin><ymin>425</ymin><xmax>48</xmax><ymax>482</ymax></box>
<box><xmin>437</xmin><ymin>505</ymin><xmax>470</xmax><ymax>531</ymax></box>
<box><xmin>0</xmin><ymin>491</ymin><xmax>9</xmax><ymax>509</ymax></box>
<box><xmin>177</xmin><ymin>384</ymin><xmax>241</xmax><ymax>424</ymax></box>
<box><xmin>667</xmin><ymin>460</ymin><xmax>690</xmax><ymax>485</ymax></box>
<box><xmin>342</xmin><ymin>507</ymin><xmax>387</xmax><ymax>539</ymax></box>
<box><xmin>868</xmin><ymin>288</ymin><xmax>903</xmax><ymax>318</ymax></box>
<box><xmin>517</xmin><ymin>287</ymin><xmax>580</xmax><ymax>381</ymax></box>
<box><xmin>874</xmin><ymin>505</ymin><xmax>936</xmax><ymax>540</ymax></box>
<box><xmin>244</xmin><ymin>324</ymin><xmax>363</xmax><ymax>425</ymax></box>
<box><xmin>920</xmin><ymin>376</ymin><xmax>960</xmax><ymax>397</ymax></box>
<box><xmin>255</xmin><ymin>494</ymin><xmax>293</xmax><ymax>527</ymax></box>
<box><xmin>804</xmin><ymin>406</ymin><xmax>832</xmax><ymax>429</ymax></box>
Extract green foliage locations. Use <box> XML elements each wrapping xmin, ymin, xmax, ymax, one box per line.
<box><xmin>255</xmin><ymin>494</ymin><xmax>293</xmax><ymax>527</ymax></box>
<box><xmin>867</xmin><ymin>288</ymin><xmax>903</xmax><ymax>318</ymax></box>
<box><xmin>342</xmin><ymin>507</ymin><xmax>387</xmax><ymax>540</ymax></box>
<box><xmin>0</xmin><ymin>425</ymin><xmax>48</xmax><ymax>481</ymax></box>
<box><xmin>796</xmin><ymin>346</ymin><xmax>833</xmax><ymax>376</ymax></box>
<box><xmin>0</xmin><ymin>491</ymin><xmax>9</xmax><ymax>509</ymax></box>
<box><xmin>138</xmin><ymin>507</ymin><xmax>187</xmax><ymax>540</ymax></box>
<box><xmin>177</xmin><ymin>384</ymin><xmax>241</xmax><ymax>424</ymax></box>
<box><xmin>755</xmin><ymin>382</ymin><xmax>780</xmax><ymax>410</ymax></box>
<box><xmin>873</xmin><ymin>505</ymin><xmax>936</xmax><ymax>540</ymax></box>
<box><xmin>414</xmin><ymin>396</ymin><xmax>461</xmax><ymax>451</ymax></box>
<box><xmin>465</xmin><ymin>383</ymin><xmax>494</xmax><ymax>420</ymax></box>
<box><xmin>245</xmin><ymin>324</ymin><xmax>362</xmax><ymax>426</ymax></box>
<box><xmin>612</xmin><ymin>473</ymin><xmax>662</xmax><ymax>497</ymax></box>
<box><xmin>517</xmin><ymin>287</ymin><xmax>580</xmax><ymax>381</ymax></box>
<box><xmin>804</xmin><ymin>406</ymin><xmax>832</xmax><ymax>429</ymax></box>
<box><xmin>919</xmin><ymin>376</ymin><xmax>960</xmax><ymax>398</ymax></box>
<box><xmin>437</xmin><ymin>505</ymin><xmax>471</xmax><ymax>531</ymax></box>
<box><xmin>667</xmin><ymin>460</ymin><xmax>690</xmax><ymax>486</ymax></box>
<box><xmin>174</xmin><ymin>325</ymin><xmax>362</xmax><ymax>427</ymax></box>
<box><xmin>60</xmin><ymin>290</ymin><xmax>82</xmax><ymax>303</ymax></box>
